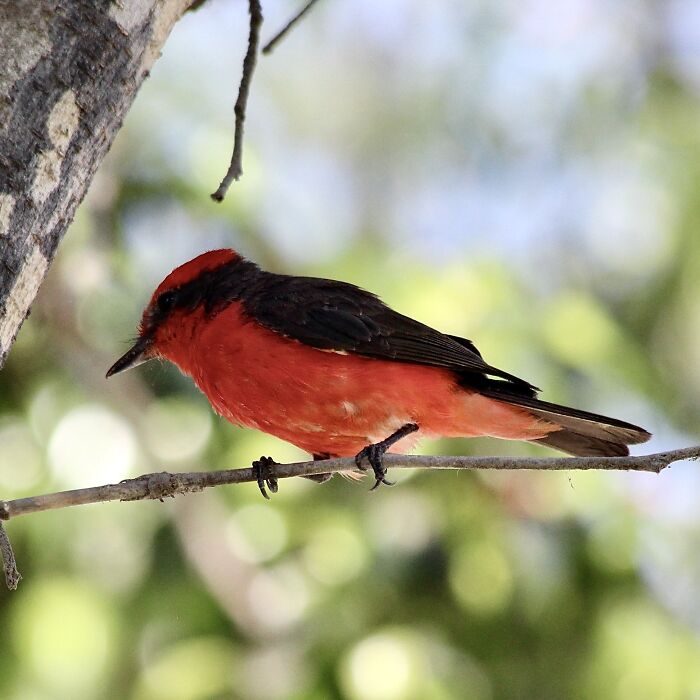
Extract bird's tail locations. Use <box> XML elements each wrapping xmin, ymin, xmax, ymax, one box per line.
<box><xmin>480</xmin><ymin>389</ymin><xmax>651</xmax><ymax>456</ymax></box>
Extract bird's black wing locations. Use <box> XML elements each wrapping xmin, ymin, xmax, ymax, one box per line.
<box><xmin>242</xmin><ymin>273</ymin><xmax>537</xmax><ymax>393</ymax></box>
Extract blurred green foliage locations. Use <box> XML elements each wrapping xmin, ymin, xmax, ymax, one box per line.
<box><xmin>2</xmin><ymin>1</ymin><xmax>700</xmax><ymax>698</ymax></box>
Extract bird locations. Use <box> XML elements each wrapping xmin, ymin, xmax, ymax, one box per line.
<box><xmin>107</xmin><ymin>249</ymin><xmax>650</xmax><ymax>496</ymax></box>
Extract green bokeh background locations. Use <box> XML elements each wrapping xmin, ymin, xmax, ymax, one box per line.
<box><xmin>2</xmin><ymin>1</ymin><xmax>700</xmax><ymax>698</ymax></box>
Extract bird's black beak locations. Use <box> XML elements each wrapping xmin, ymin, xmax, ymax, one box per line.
<box><xmin>106</xmin><ymin>336</ymin><xmax>154</xmax><ymax>378</ymax></box>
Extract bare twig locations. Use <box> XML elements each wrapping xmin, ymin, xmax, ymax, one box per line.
<box><xmin>0</xmin><ymin>522</ymin><xmax>21</xmax><ymax>590</ymax></box>
<box><xmin>262</xmin><ymin>0</ymin><xmax>321</xmax><ymax>55</ymax></box>
<box><xmin>211</xmin><ymin>0</ymin><xmax>263</xmax><ymax>202</ymax></box>
<box><xmin>1</xmin><ymin>446</ymin><xmax>697</xmax><ymax>522</ymax></box>
<box><xmin>0</xmin><ymin>446</ymin><xmax>696</xmax><ymax>590</ymax></box>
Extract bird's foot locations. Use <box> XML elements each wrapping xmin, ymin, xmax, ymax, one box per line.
<box><xmin>354</xmin><ymin>423</ymin><xmax>419</xmax><ymax>491</ymax></box>
<box><xmin>355</xmin><ymin>442</ymin><xmax>394</xmax><ymax>490</ymax></box>
<box><xmin>252</xmin><ymin>456</ymin><xmax>279</xmax><ymax>500</ymax></box>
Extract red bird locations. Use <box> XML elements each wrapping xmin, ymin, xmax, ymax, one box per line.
<box><xmin>107</xmin><ymin>249</ymin><xmax>650</xmax><ymax>495</ymax></box>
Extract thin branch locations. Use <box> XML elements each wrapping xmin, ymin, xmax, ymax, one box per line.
<box><xmin>1</xmin><ymin>446</ymin><xmax>697</xmax><ymax>521</ymax></box>
<box><xmin>0</xmin><ymin>523</ymin><xmax>21</xmax><ymax>590</ymax></box>
<box><xmin>262</xmin><ymin>0</ymin><xmax>321</xmax><ymax>55</ymax></box>
<box><xmin>1</xmin><ymin>446</ymin><xmax>697</xmax><ymax>590</ymax></box>
<box><xmin>210</xmin><ymin>0</ymin><xmax>263</xmax><ymax>202</ymax></box>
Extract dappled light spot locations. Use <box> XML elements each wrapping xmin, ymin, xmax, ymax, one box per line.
<box><xmin>48</xmin><ymin>404</ymin><xmax>137</xmax><ymax>488</ymax></box>
<box><xmin>367</xmin><ymin>490</ymin><xmax>441</xmax><ymax>553</ymax></box>
<box><xmin>143</xmin><ymin>398</ymin><xmax>212</xmax><ymax>463</ymax></box>
<box><xmin>449</xmin><ymin>540</ymin><xmax>513</xmax><ymax>615</ymax></box>
<box><xmin>247</xmin><ymin>563</ymin><xmax>310</xmax><ymax>632</ymax></box>
<box><xmin>303</xmin><ymin>524</ymin><xmax>367</xmax><ymax>586</ymax></box>
<box><xmin>135</xmin><ymin>637</ymin><xmax>236</xmax><ymax>700</ymax></box>
<box><xmin>239</xmin><ymin>645</ymin><xmax>309</xmax><ymax>700</ymax></box>
<box><xmin>339</xmin><ymin>630</ymin><xmax>419</xmax><ymax>700</ymax></box>
<box><xmin>11</xmin><ymin>578</ymin><xmax>116</xmax><ymax>697</ymax></box>
<box><xmin>585</xmin><ymin>598</ymin><xmax>700</xmax><ymax>699</ymax></box>
<box><xmin>226</xmin><ymin>503</ymin><xmax>288</xmax><ymax>564</ymax></box>
<box><xmin>71</xmin><ymin>512</ymin><xmax>152</xmax><ymax>594</ymax></box>
<box><xmin>28</xmin><ymin>381</ymin><xmax>76</xmax><ymax>445</ymax></box>
<box><xmin>339</xmin><ymin>628</ymin><xmax>493</xmax><ymax>700</ymax></box>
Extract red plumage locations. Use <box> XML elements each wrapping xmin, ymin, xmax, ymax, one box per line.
<box><xmin>107</xmin><ymin>249</ymin><xmax>651</xmax><ymax>487</ymax></box>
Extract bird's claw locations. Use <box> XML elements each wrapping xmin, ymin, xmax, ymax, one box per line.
<box><xmin>354</xmin><ymin>444</ymin><xmax>395</xmax><ymax>491</ymax></box>
<box><xmin>252</xmin><ymin>456</ymin><xmax>279</xmax><ymax>499</ymax></box>
<box><xmin>354</xmin><ymin>423</ymin><xmax>419</xmax><ymax>491</ymax></box>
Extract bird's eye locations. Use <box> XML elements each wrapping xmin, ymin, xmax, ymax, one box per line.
<box><xmin>157</xmin><ymin>291</ymin><xmax>176</xmax><ymax>313</ymax></box>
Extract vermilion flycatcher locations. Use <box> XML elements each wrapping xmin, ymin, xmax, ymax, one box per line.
<box><xmin>107</xmin><ymin>249</ymin><xmax>650</xmax><ymax>495</ymax></box>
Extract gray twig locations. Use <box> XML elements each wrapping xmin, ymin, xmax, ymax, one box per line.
<box><xmin>1</xmin><ymin>446</ymin><xmax>696</xmax><ymax>522</ymax></box>
<box><xmin>262</xmin><ymin>0</ymin><xmax>321</xmax><ymax>55</ymax></box>
<box><xmin>0</xmin><ymin>522</ymin><xmax>21</xmax><ymax>590</ymax></box>
<box><xmin>211</xmin><ymin>0</ymin><xmax>263</xmax><ymax>202</ymax></box>
<box><xmin>1</xmin><ymin>446</ymin><xmax>696</xmax><ymax>590</ymax></box>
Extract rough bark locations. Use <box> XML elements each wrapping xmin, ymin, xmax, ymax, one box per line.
<box><xmin>0</xmin><ymin>0</ymin><xmax>192</xmax><ymax>368</ymax></box>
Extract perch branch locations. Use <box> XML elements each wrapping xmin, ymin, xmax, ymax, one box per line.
<box><xmin>211</xmin><ymin>0</ymin><xmax>263</xmax><ymax>202</ymax></box>
<box><xmin>262</xmin><ymin>0</ymin><xmax>321</xmax><ymax>55</ymax></box>
<box><xmin>2</xmin><ymin>446</ymin><xmax>698</xmax><ymax>521</ymax></box>
<box><xmin>1</xmin><ymin>446</ymin><xmax>697</xmax><ymax>589</ymax></box>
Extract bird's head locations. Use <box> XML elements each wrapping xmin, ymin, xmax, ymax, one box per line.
<box><xmin>106</xmin><ymin>248</ymin><xmax>253</xmax><ymax>377</ymax></box>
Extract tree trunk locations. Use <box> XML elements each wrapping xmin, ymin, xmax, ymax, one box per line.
<box><xmin>0</xmin><ymin>0</ymin><xmax>192</xmax><ymax>368</ymax></box>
